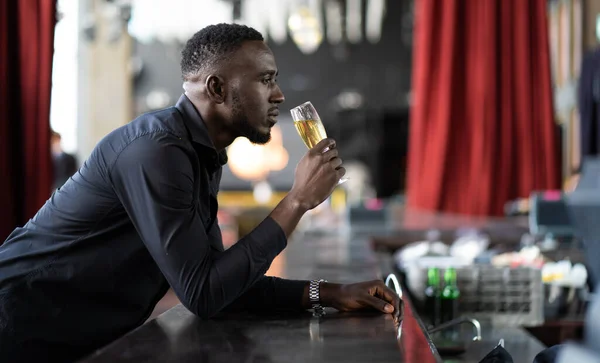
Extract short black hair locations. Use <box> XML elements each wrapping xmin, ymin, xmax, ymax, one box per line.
<box><xmin>180</xmin><ymin>23</ymin><xmax>264</xmax><ymax>81</ymax></box>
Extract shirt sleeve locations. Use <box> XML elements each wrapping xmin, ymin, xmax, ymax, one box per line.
<box><xmin>205</xmin><ymin>217</ymin><xmax>308</xmax><ymax>313</ymax></box>
<box><xmin>110</xmin><ymin>134</ymin><xmax>288</xmax><ymax>319</ymax></box>
<box><xmin>223</xmin><ymin>276</ymin><xmax>308</xmax><ymax>313</ymax></box>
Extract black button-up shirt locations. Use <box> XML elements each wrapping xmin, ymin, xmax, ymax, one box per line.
<box><xmin>0</xmin><ymin>95</ymin><xmax>306</xmax><ymax>359</ymax></box>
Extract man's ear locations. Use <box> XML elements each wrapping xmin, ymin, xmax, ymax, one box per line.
<box><xmin>205</xmin><ymin>74</ymin><xmax>226</xmax><ymax>104</ymax></box>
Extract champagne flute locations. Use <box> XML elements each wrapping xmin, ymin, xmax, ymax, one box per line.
<box><xmin>290</xmin><ymin>101</ymin><xmax>348</xmax><ymax>184</ymax></box>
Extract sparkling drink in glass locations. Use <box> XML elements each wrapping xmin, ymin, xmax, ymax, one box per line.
<box><xmin>290</xmin><ymin>101</ymin><xmax>347</xmax><ymax>184</ymax></box>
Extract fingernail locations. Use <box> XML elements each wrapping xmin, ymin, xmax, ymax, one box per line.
<box><xmin>385</xmin><ymin>304</ymin><xmax>394</xmax><ymax>312</ymax></box>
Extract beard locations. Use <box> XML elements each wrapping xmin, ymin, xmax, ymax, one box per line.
<box><xmin>231</xmin><ymin>90</ymin><xmax>271</xmax><ymax>145</ymax></box>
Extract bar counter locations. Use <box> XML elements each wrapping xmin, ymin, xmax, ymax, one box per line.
<box><xmin>80</xmin><ymin>231</ymin><xmax>545</xmax><ymax>362</ymax></box>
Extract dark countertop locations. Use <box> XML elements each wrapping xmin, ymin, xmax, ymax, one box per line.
<box><xmin>80</xmin><ymin>230</ymin><xmax>545</xmax><ymax>362</ymax></box>
<box><xmin>80</xmin><ymin>234</ymin><xmax>439</xmax><ymax>362</ymax></box>
<box><xmin>80</xmin><ymin>306</ymin><xmax>405</xmax><ymax>363</ymax></box>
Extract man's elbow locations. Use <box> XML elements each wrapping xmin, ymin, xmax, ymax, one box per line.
<box><xmin>180</xmin><ymin>299</ymin><xmax>225</xmax><ymax>320</ymax></box>
<box><xmin>195</xmin><ymin>307</ymin><xmax>221</xmax><ymax>320</ymax></box>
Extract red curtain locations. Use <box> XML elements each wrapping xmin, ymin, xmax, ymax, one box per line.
<box><xmin>406</xmin><ymin>0</ymin><xmax>560</xmax><ymax>216</ymax></box>
<box><xmin>0</xmin><ymin>0</ymin><xmax>56</xmax><ymax>240</ymax></box>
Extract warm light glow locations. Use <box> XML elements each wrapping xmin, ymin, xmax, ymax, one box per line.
<box><xmin>253</xmin><ymin>180</ymin><xmax>273</xmax><ymax>204</ymax></box>
<box><xmin>227</xmin><ymin>137</ymin><xmax>269</xmax><ymax>181</ymax></box>
<box><xmin>266</xmin><ymin>124</ymin><xmax>288</xmax><ymax>171</ymax></box>
<box><xmin>227</xmin><ymin>125</ymin><xmax>289</xmax><ymax>182</ymax></box>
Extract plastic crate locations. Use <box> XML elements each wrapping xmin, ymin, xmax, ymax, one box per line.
<box><xmin>440</xmin><ymin>266</ymin><xmax>544</xmax><ymax>326</ymax></box>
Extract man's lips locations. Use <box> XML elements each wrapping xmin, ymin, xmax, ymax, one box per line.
<box><xmin>268</xmin><ymin>108</ymin><xmax>279</xmax><ymax>117</ymax></box>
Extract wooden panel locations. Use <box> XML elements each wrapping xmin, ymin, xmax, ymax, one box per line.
<box><xmin>549</xmin><ymin>0</ymin><xmax>584</xmax><ymax>179</ymax></box>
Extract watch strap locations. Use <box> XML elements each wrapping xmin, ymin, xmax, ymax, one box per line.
<box><xmin>309</xmin><ymin>279</ymin><xmax>326</xmax><ymax>314</ymax></box>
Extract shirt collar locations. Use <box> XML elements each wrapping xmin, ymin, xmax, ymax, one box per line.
<box><xmin>175</xmin><ymin>94</ymin><xmax>228</xmax><ymax>166</ymax></box>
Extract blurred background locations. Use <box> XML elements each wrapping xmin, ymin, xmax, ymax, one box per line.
<box><xmin>2</xmin><ymin>0</ymin><xmax>417</xmax><ymax>241</ymax></box>
<box><xmin>3</xmin><ymin>0</ymin><xmax>600</xmax><ymax>354</ymax></box>
<box><xmin>61</xmin><ymin>0</ymin><xmax>411</xmax><ymax>197</ymax></box>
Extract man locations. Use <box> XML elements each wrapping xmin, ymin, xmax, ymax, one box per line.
<box><xmin>51</xmin><ymin>130</ymin><xmax>78</xmax><ymax>190</ymax></box>
<box><xmin>0</xmin><ymin>24</ymin><xmax>399</xmax><ymax>362</ymax></box>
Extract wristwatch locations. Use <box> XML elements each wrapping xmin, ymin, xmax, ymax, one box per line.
<box><xmin>309</xmin><ymin>279</ymin><xmax>327</xmax><ymax>314</ymax></box>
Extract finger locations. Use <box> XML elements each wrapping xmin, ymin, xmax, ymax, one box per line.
<box><xmin>374</xmin><ymin>282</ymin><xmax>398</xmax><ymax>304</ymax></box>
<box><xmin>322</xmin><ymin>147</ymin><xmax>339</xmax><ymax>161</ymax></box>
<box><xmin>363</xmin><ymin>294</ymin><xmax>395</xmax><ymax>314</ymax></box>
<box><xmin>312</xmin><ymin>138</ymin><xmax>336</xmax><ymax>154</ymax></box>
<box><xmin>375</xmin><ymin>285</ymin><xmax>401</xmax><ymax>318</ymax></box>
<box><xmin>329</xmin><ymin>157</ymin><xmax>343</xmax><ymax>169</ymax></box>
<box><xmin>336</xmin><ymin>167</ymin><xmax>346</xmax><ymax>178</ymax></box>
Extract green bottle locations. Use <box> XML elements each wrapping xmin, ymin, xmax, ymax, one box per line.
<box><xmin>424</xmin><ymin>267</ymin><xmax>441</xmax><ymax>326</ymax></box>
<box><xmin>441</xmin><ymin>267</ymin><xmax>460</xmax><ymax>323</ymax></box>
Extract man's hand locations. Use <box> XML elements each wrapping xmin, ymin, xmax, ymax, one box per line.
<box><xmin>270</xmin><ymin>138</ymin><xmax>345</xmax><ymax>238</ymax></box>
<box><xmin>288</xmin><ymin>138</ymin><xmax>346</xmax><ymax>211</ymax></box>
<box><xmin>319</xmin><ymin>280</ymin><xmax>401</xmax><ymax>318</ymax></box>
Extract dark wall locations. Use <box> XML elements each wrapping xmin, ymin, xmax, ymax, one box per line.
<box><xmin>132</xmin><ymin>0</ymin><xmax>414</xmax><ymax>192</ymax></box>
<box><xmin>269</xmin><ymin>0</ymin><xmax>413</xmax><ymax>113</ymax></box>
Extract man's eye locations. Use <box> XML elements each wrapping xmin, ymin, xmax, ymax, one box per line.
<box><xmin>263</xmin><ymin>77</ymin><xmax>277</xmax><ymax>85</ymax></box>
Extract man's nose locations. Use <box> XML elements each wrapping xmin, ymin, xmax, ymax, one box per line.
<box><xmin>271</xmin><ymin>85</ymin><xmax>285</xmax><ymax>104</ymax></box>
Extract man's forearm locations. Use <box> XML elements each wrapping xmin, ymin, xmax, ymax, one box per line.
<box><xmin>223</xmin><ymin>276</ymin><xmax>309</xmax><ymax>313</ymax></box>
<box><xmin>269</xmin><ymin>193</ymin><xmax>309</xmax><ymax>238</ymax></box>
<box><xmin>221</xmin><ymin>277</ymin><xmax>346</xmax><ymax>313</ymax></box>
<box><xmin>268</xmin><ymin>192</ymin><xmax>344</xmax><ymax>311</ymax></box>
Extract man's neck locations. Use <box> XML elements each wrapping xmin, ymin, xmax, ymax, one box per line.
<box><xmin>204</xmin><ymin>122</ymin><xmax>236</xmax><ymax>152</ymax></box>
<box><xmin>185</xmin><ymin>92</ymin><xmax>236</xmax><ymax>151</ymax></box>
